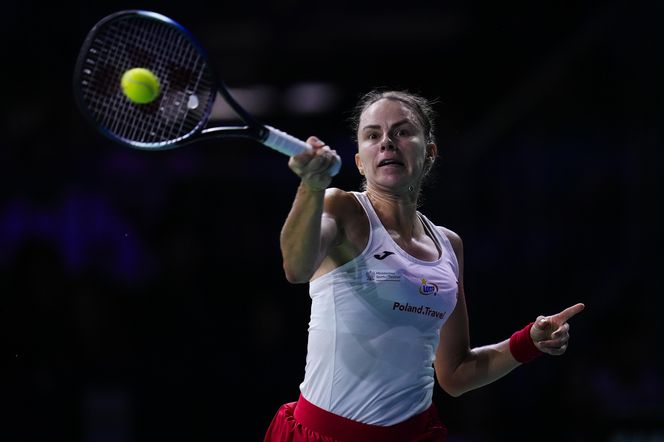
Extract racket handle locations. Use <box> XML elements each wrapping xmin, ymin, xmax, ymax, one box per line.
<box><xmin>263</xmin><ymin>125</ymin><xmax>341</xmax><ymax>176</ymax></box>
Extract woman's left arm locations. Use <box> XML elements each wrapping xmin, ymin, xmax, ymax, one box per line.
<box><xmin>434</xmin><ymin>228</ymin><xmax>585</xmax><ymax>397</ymax></box>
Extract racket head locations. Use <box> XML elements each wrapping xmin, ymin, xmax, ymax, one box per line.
<box><xmin>73</xmin><ymin>10</ymin><xmax>224</xmax><ymax>150</ymax></box>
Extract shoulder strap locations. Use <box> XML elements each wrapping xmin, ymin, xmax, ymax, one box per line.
<box><xmin>350</xmin><ymin>191</ymin><xmax>380</xmax><ymax>230</ymax></box>
<box><xmin>418</xmin><ymin>213</ymin><xmax>460</xmax><ymax>279</ymax></box>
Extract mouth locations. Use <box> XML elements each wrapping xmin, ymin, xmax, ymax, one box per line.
<box><xmin>377</xmin><ymin>159</ymin><xmax>404</xmax><ymax>167</ymax></box>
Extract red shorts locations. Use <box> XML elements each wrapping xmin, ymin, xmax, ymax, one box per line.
<box><xmin>263</xmin><ymin>394</ymin><xmax>447</xmax><ymax>442</ymax></box>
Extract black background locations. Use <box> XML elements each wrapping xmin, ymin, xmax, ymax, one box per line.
<box><xmin>3</xmin><ymin>0</ymin><xmax>663</xmax><ymax>441</ymax></box>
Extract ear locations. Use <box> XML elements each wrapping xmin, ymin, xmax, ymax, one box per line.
<box><xmin>426</xmin><ymin>143</ymin><xmax>438</xmax><ymax>162</ymax></box>
<box><xmin>355</xmin><ymin>153</ymin><xmax>365</xmax><ymax>176</ymax></box>
<box><xmin>424</xmin><ymin>143</ymin><xmax>438</xmax><ymax>174</ymax></box>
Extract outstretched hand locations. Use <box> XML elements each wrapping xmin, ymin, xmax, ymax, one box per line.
<box><xmin>530</xmin><ymin>303</ymin><xmax>585</xmax><ymax>356</ymax></box>
<box><xmin>288</xmin><ymin>136</ymin><xmax>340</xmax><ymax>191</ymax></box>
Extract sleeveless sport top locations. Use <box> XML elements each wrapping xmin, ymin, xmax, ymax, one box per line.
<box><xmin>299</xmin><ymin>191</ymin><xmax>459</xmax><ymax>425</ymax></box>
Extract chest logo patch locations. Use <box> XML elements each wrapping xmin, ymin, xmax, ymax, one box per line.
<box><xmin>419</xmin><ymin>279</ymin><xmax>439</xmax><ymax>296</ymax></box>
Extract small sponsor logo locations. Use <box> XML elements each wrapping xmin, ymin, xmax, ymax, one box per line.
<box><xmin>373</xmin><ymin>251</ymin><xmax>395</xmax><ymax>260</ymax></box>
<box><xmin>418</xmin><ymin>278</ymin><xmax>439</xmax><ymax>296</ymax></box>
<box><xmin>365</xmin><ymin>270</ymin><xmax>401</xmax><ymax>282</ymax></box>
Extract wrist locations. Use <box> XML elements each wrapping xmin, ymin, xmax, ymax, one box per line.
<box><xmin>299</xmin><ymin>181</ymin><xmax>327</xmax><ymax>193</ymax></box>
<box><xmin>509</xmin><ymin>322</ymin><xmax>543</xmax><ymax>364</ymax></box>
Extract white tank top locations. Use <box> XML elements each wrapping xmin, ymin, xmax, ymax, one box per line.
<box><xmin>299</xmin><ymin>191</ymin><xmax>459</xmax><ymax>425</ymax></box>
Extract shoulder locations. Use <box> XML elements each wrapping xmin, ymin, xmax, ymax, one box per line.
<box><xmin>323</xmin><ymin>188</ymin><xmax>369</xmax><ymax>249</ymax></box>
<box><xmin>323</xmin><ymin>188</ymin><xmax>363</xmax><ymax>215</ymax></box>
<box><xmin>435</xmin><ymin>225</ymin><xmax>464</xmax><ymax>257</ymax></box>
<box><xmin>324</xmin><ymin>187</ymin><xmax>351</xmax><ymax>200</ymax></box>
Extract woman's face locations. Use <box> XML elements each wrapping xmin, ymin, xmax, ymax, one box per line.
<box><xmin>355</xmin><ymin>98</ymin><xmax>432</xmax><ymax>192</ymax></box>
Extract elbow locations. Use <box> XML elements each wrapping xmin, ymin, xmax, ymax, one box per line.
<box><xmin>282</xmin><ymin>263</ymin><xmax>314</xmax><ymax>284</ymax></box>
<box><xmin>437</xmin><ymin>378</ymin><xmax>466</xmax><ymax>398</ymax></box>
<box><xmin>283</xmin><ymin>271</ymin><xmax>310</xmax><ymax>284</ymax></box>
<box><xmin>436</xmin><ymin>362</ymin><xmax>473</xmax><ymax>397</ymax></box>
<box><xmin>443</xmin><ymin>387</ymin><xmax>467</xmax><ymax>398</ymax></box>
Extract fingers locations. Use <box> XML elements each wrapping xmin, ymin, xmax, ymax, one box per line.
<box><xmin>534</xmin><ymin>303</ymin><xmax>585</xmax><ymax>332</ymax></box>
<box><xmin>310</xmin><ymin>147</ymin><xmax>338</xmax><ymax>173</ymax></box>
<box><xmin>551</xmin><ymin>322</ymin><xmax>570</xmax><ymax>341</ymax></box>
<box><xmin>539</xmin><ymin>343</ymin><xmax>568</xmax><ymax>356</ymax></box>
<box><xmin>307</xmin><ymin>135</ymin><xmax>326</xmax><ymax>149</ymax></box>
<box><xmin>555</xmin><ymin>303</ymin><xmax>585</xmax><ymax>323</ymax></box>
<box><xmin>290</xmin><ymin>137</ymin><xmax>324</xmax><ymax>169</ymax></box>
<box><xmin>291</xmin><ymin>138</ymin><xmax>338</xmax><ymax>170</ymax></box>
<box><xmin>289</xmin><ymin>136</ymin><xmax>340</xmax><ymax>189</ymax></box>
<box><xmin>537</xmin><ymin>323</ymin><xmax>570</xmax><ymax>352</ymax></box>
<box><xmin>532</xmin><ymin>315</ymin><xmax>548</xmax><ymax>330</ymax></box>
<box><xmin>531</xmin><ymin>306</ymin><xmax>581</xmax><ymax>356</ymax></box>
<box><xmin>536</xmin><ymin>321</ymin><xmax>578</xmax><ymax>356</ymax></box>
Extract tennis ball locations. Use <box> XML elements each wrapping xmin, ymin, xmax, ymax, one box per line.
<box><xmin>121</xmin><ymin>68</ymin><xmax>161</xmax><ymax>104</ymax></box>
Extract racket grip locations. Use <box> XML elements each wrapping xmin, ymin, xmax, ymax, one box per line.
<box><xmin>263</xmin><ymin>125</ymin><xmax>341</xmax><ymax>176</ymax></box>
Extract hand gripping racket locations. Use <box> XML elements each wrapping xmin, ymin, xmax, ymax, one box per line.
<box><xmin>73</xmin><ymin>10</ymin><xmax>341</xmax><ymax>176</ymax></box>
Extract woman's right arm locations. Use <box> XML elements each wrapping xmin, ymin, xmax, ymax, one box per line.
<box><xmin>280</xmin><ymin>137</ymin><xmax>342</xmax><ymax>283</ymax></box>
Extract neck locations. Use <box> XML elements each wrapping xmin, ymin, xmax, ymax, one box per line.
<box><xmin>365</xmin><ymin>186</ymin><xmax>420</xmax><ymax>238</ymax></box>
<box><xmin>364</xmin><ymin>181</ymin><xmax>419</xmax><ymax>205</ymax></box>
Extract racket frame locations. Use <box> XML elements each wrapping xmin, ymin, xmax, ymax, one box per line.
<box><xmin>73</xmin><ymin>9</ymin><xmax>341</xmax><ymax>175</ymax></box>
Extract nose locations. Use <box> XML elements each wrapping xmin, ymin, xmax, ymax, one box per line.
<box><xmin>380</xmin><ymin>134</ymin><xmax>396</xmax><ymax>152</ymax></box>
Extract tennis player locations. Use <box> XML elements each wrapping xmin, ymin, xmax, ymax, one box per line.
<box><xmin>264</xmin><ymin>89</ymin><xmax>585</xmax><ymax>442</ymax></box>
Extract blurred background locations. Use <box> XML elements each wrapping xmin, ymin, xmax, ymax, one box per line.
<box><xmin>3</xmin><ymin>0</ymin><xmax>663</xmax><ymax>441</ymax></box>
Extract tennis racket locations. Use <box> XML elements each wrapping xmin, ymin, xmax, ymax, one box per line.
<box><xmin>73</xmin><ymin>9</ymin><xmax>341</xmax><ymax>176</ymax></box>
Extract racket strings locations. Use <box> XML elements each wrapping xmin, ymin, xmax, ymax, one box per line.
<box><xmin>78</xmin><ymin>14</ymin><xmax>216</xmax><ymax>147</ymax></box>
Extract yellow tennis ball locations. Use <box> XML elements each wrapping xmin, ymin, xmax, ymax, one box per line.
<box><xmin>121</xmin><ymin>68</ymin><xmax>161</xmax><ymax>104</ymax></box>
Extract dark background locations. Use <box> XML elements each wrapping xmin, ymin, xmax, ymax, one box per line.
<box><xmin>3</xmin><ymin>0</ymin><xmax>663</xmax><ymax>441</ymax></box>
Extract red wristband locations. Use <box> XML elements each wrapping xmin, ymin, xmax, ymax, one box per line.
<box><xmin>509</xmin><ymin>322</ymin><xmax>543</xmax><ymax>363</ymax></box>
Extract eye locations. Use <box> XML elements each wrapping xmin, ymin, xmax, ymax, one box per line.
<box><xmin>395</xmin><ymin>128</ymin><xmax>410</xmax><ymax>137</ymax></box>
